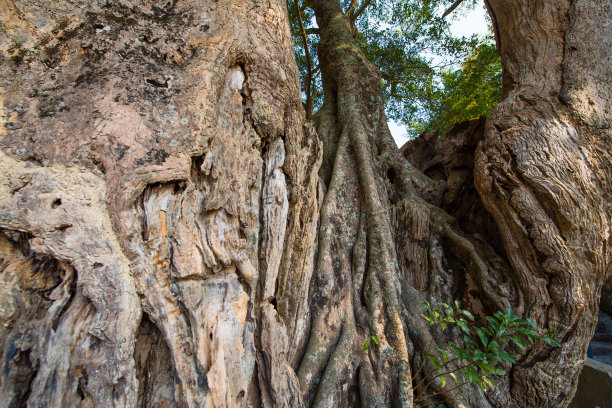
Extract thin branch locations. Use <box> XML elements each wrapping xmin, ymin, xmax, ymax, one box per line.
<box><xmin>412</xmin><ymin>357</ymin><xmax>460</xmax><ymax>394</ymax></box>
<box><xmin>305</xmin><ymin>27</ymin><xmax>320</xmax><ymax>35</ymax></box>
<box><xmin>299</xmin><ymin>0</ymin><xmax>308</xmax><ymax>12</ymax></box>
<box><xmin>412</xmin><ymin>336</ymin><xmax>435</xmax><ymax>381</ymax></box>
<box><xmin>294</xmin><ymin>0</ymin><xmax>314</xmax><ymax>117</ymax></box>
<box><xmin>414</xmin><ymin>360</ymin><xmax>474</xmax><ymax>402</ymax></box>
<box><xmin>430</xmin><ymin>379</ymin><xmax>470</xmax><ymax>396</ymax></box>
<box><xmin>442</xmin><ymin>0</ymin><xmax>466</xmax><ymax>19</ymax></box>
<box><xmin>346</xmin><ymin>0</ymin><xmax>360</xmax><ymax>16</ymax></box>
<box><xmin>414</xmin><ymin>379</ymin><xmax>472</xmax><ymax>404</ymax></box>
<box><xmin>351</xmin><ymin>0</ymin><xmax>373</xmax><ymax>22</ymax></box>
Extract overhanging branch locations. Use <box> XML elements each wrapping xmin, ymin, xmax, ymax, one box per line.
<box><xmin>346</xmin><ymin>0</ymin><xmax>360</xmax><ymax>16</ymax></box>
<box><xmin>294</xmin><ymin>0</ymin><xmax>314</xmax><ymax>116</ymax></box>
<box><xmin>442</xmin><ymin>0</ymin><xmax>466</xmax><ymax>19</ymax></box>
<box><xmin>351</xmin><ymin>0</ymin><xmax>373</xmax><ymax>22</ymax></box>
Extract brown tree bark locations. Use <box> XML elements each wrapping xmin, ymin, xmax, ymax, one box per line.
<box><xmin>1</xmin><ymin>1</ymin><xmax>320</xmax><ymax>406</ymax></box>
<box><xmin>0</xmin><ymin>0</ymin><xmax>610</xmax><ymax>407</ymax></box>
<box><xmin>474</xmin><ymin>1</ymin><xmax>612</xmax><ymax>405</ymax></box>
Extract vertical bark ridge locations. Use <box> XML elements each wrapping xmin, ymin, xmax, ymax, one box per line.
<box><xmin>0</xmin><ymin>0</ymin><xmax>320</xmax><ymax>406</ymax></box>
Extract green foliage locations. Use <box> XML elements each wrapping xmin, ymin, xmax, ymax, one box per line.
<box><xmin>415</xmin><ymin>40</ymin><xmax>502</xmax><ymax>135</ymax></box>
<box><xmin>355</xmin><ymin>0</ymin><xmax>485</xmax><ymax>134</ymax></box>
<box><xmin>287</xmin><ymin>0</ymin><xmax>501</xmax><ymax>134</ymax></box>
<box><xmin>361</xmin><ymin>301</ymin><xmax>560</xmax><ymax>403</ymax></box>
<box><xmin>416</xmin><ymin>301</ymin><xmax>560</xmax><ymax>402</ymax></box>
<box><xmin>287</xmin><ymin>1</ymin><xmax>321</xmax><ymax>114</ymax></box>
<box><xmin>362</xmin><ymin>335</ymin><xmax>380</xmax><ymax>351</ymax></box>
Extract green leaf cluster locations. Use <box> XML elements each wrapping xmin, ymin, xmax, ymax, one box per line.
<box><xmin>355</xmin><ymin>0</ymin><xmax>489</xmax><ymax>135</ymax></box>
<box><xmin>416</xmin><ymin>301</ymin><xmax>560</xmax><ymax>401</ymax></box>
<box><xmin>362</xmin><ymin>335</ymin><xmax>380</xmax><ymax>351</ymax></box>
<box><xmin>417</xmin><ymin>40</ymin><xmax>502</xmax><ymax>136</ymax></box>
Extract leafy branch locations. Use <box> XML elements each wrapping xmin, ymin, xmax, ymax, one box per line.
<box><xmin>293</xmin><ymin>0</ymin><xmax>315</xmax><ymax>117</ymax></box>
<box><xmin>441</xmin><ymin>0</ymin><xmax>467</xmax><ymax>19</ymax></box>
<box><xmin>414</xmin><ymin>301</ymin><xmax>560</xmax><ymax>404</ymax></box>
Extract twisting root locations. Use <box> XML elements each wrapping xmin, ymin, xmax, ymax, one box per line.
<box><xmin>298</xmin><ymin>0</ymin><xmax>515</xmax><ymax>406</ymax></box>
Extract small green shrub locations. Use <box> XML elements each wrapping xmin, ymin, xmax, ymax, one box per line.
<box><xmin>414</xmin><ymin>301</ymin><xmax>559</xmax><ymax>403</ymax></box>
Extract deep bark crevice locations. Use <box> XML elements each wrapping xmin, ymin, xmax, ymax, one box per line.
<box><xmin>134</xmin><ymin>313</ymin><xmax>179</xmax><ymax>408</ymax></box>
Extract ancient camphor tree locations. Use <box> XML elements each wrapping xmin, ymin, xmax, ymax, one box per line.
<box><xmin>0</xmin><ymin>0</ymin><xmax>610</xmax><ymax>407</ymax></box>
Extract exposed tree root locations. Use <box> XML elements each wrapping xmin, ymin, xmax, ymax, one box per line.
<box><xmin>297</xmin><ymin>1</ymin><xmax>517</xmax><ymax>406</ymax></box>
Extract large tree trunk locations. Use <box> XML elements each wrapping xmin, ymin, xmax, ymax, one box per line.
<box><xmin>1</xmin><ymin>1</ymin><xmax>321</xmax><ymax>406</ymax></box>
<box><xmin>0</xmin><ymin>1</ymin><xmax>610</xmax><ymax>408</ymax></box>
<box><xmin>474</xmin><ymin>1</ymin><xmax>612</xmax><ymax>405</ymax></box>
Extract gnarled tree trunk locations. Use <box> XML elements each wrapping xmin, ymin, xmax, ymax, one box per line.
<box><xmin>0</xmin><ymin>0</ymin><xmax>610</xmax><ymax>407</ymax></box>
<box><xmin>474</xmin><ymin>1</ymin><xmax>612</xmax><ymax>405</ymax></box>
<box><xmin>1</xmin><ymin>1</ymin><xmax>320</xmax><ymax>406</ymax></box>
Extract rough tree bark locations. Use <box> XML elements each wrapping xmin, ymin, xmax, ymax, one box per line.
<box><xmin>0</xmin><ymin>0</ymin><xmax>610</xmax><ymax>408</ymax></box>
<box><xmin>1</xmin><ymin>1</ymin><xmax>321</xmax><ymax>406</ymax></box>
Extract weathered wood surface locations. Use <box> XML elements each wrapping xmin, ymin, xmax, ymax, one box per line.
<box><xmin>1</xmin><ymin>1</ymin><xmax>320</xmax><ymax>406</ymax></box>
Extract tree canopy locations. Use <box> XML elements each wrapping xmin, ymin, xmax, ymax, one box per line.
<box><xmin>288</xmin><ymin>0</ymin><xmax>502</xmax><ymax>137</ymax></box>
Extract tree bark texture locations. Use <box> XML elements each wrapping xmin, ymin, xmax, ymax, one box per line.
<box><xmin>0</xmin><ymin>0</ymin><xmax>610</xmax><ymax>407</ymax></box>
<box><xmin>477</xmin><ymin>0</ymin><xmax>612</xmax><ymax>405</ymax></box>
<box><xmin>1</xmin><ymin>1</ymin><xmax>321</xmax><ymax>407</ymax></box>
